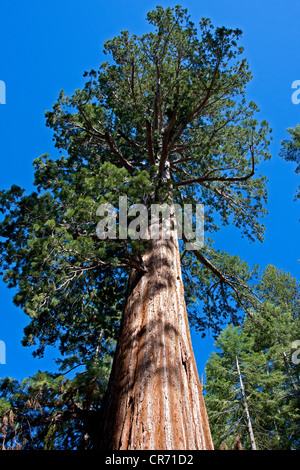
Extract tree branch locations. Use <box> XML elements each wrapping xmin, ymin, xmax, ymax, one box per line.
<box><xmin>168</xmin><ymin>55</ymin><xmax>222</xmax><ymax>153</ymax></box>
<box><xmin>170</xmin><ymin>156</ymin><xmax>195</xmax><ymax>165</ymax></box>
<box><xmin>146</xmin><ymin>120</ymin><xmax>155</xmax><ymax>166</ymax></box>
<box><xmin>182</xmin><ymin>233</ymin><xmax>228</xmax><ymax>283</ymax></box>
<box><xmin>158</xmin><ymin>109</ymin><xmax>177</xmax><ymax>176</ymax></box>
<box><xmin>78</xmin><ymin>106</ymin><xmax>106</xmax><ymax>140</ymax></box>
<box><xmin>104</xmin><ymin>132</ymin><xmax>135</xmax><ymax>173</ymax></box>
<box><xmin>77</xmin><ymin>106</ymin><xmax>136</xmax><ymax>173</ymax></box>
<box><xmin>174</xmin><ymin>145</ymin><xmax>255</xmax><ymax>187</ymax></box>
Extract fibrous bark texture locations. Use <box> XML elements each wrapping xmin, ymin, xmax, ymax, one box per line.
<box><xmin>98</xmin><ymin>229</ymin><xmax>214</xmax><ymax>450</ymax></box>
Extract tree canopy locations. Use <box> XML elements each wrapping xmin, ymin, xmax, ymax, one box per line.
<box><xmin>205</xmin><ymin>265</ymin><xmax>300</xmax><ymax>450</ymax></box>
<box><xmin>280</xmin><ymin>124</ymin><xmax>300</xmax><ymax>201</ymax></box>
<box><xmin>0</xmin><ymin>6</ymin><xmax>275</xmax><ymax>449</ymax></box>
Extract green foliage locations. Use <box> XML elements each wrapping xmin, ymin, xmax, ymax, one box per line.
<box><xmin>182</xmin><ymin>242</ymin><xmax>259</xmax><ymax>336</ymax></box>
<box><xmin>280</xmin><ymin>124</ymin><xmax>300</xmax><ymax>199</ymax></box>
<box><xmin>0</xmin><ymin>6</ymin><xmax>274</xmax><ymax>449</ymax></box>
<box><xmin>0</xmin><ymin>357</ymin><xmax>112</xmax><ymax>449</ymax></box>
<box><xmin>205</xmin><ymin>266</ymin><xmax>300</xmax><ymax>450</ymax></box>
<box><xmin>0</xmin><ymin>6</ymin><xmax>271</xmax><ymax>353</ymax></box>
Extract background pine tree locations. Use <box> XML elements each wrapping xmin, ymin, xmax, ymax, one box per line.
<box><xmin>205</xmin><ymin>266</ymin><xmax>300</xmax><ymax>450</ymax></box>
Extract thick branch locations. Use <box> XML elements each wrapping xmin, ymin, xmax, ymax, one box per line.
<box><xmin>182</xmin><ymin>233</ymin><xmax>228</xmax><ymax>283</ymax></box>
<box><xmin>104</xmin><ymin>132</ymin><xmax>135</xmax><ymax>173</ymax></box>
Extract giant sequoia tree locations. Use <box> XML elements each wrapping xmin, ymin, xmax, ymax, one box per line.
<box><xmin>0</xmin><ymin>6</ymin><xmax>271</xmax><ymax>450</ymax></box>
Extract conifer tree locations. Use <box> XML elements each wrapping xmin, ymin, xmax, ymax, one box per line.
<box><xmin>0</xmin><ymin>6</ymin><xmax>271</xmax><ymax>449</ymax></box>
<box><xmin>280</xmin><ymin>124</ymin><xmax>300</xmax><ymax>200</ymax></box>
<box><xmin>205</xmin><ymin>266</ymin><xmax>300</xmax><ymax>450</ymax></box>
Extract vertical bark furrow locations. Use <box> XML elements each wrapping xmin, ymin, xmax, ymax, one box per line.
<box><xmin>98</xmin><ymin>228</ymin><xmax>214</xmax><ymax>450</ymax></box>
<box><xmin>175</xmin><ymin>235</ymin><xmax>213</xmax><ymax>449</ymax></box>
<box><xmin>126</xmin><ymin>275</ymin><xmax>147</xmax><ymax>449</ymax></box>
<box><xmin>159</xmin><ymin>249</ymin><xmax>173</xmax><ymax>449</ymax></box>
<box><xmin>174</xmin><ymin>236</ymin><xmax>200</xmax><ymax>448</ymax></box>
<box><xmin>165</xmin><ymin>238</ymin><xmax>188</xmax><ymax>449</ymax></box>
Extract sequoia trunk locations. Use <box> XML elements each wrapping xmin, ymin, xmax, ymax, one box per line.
<box><xmin>98</xmin><ymin>227</ymin><xmax>213</xmax><ymax>450</ymax></box>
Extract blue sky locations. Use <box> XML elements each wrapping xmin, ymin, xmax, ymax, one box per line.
<box><xmin>0</xmin><ymin>0</ymin><xmax>299</xmax><ymax>382</ymax></box>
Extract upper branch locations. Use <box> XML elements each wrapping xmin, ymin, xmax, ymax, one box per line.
<box><xmin>78</xmin><ymin>106</ymin><xmax>135</xmax><ymax>173</ymax></box>
<box><xmin>174</xmin><ymin>145</ymin><xmax>255</xmax><ymax>187</ymax></box>
<box><xmin>168</xmin><ymin>56</ymin><xmax>222</xmax><ymax>153</ymax></box>
<box><xmin>103</xmin><ymin>132</ymin><xmax>135</xmax><ymax>173</ymax></box>
<box><xmin>158</xmin><ymin>109</ymin><xmax>178</xmax><ymax>176</ymax></box>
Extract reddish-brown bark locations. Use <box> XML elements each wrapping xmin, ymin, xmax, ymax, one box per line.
<box><xmin>98</xmin><ymin>228</ymin><xmax>214</xmax><ymax>450</ymax></box>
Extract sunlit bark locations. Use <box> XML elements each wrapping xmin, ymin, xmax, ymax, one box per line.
<box><xmin>98</xmin><ymin>226</ymin><xmax>213</xmax><ymax>450</ymax></box>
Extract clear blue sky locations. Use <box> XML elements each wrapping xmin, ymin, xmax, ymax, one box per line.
<box><xmin>0</xmin><ymin>0</ymin><xmax>299</xmax><ymax>382</ymax></box>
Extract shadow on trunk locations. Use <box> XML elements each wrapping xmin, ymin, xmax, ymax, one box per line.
<box><xmin>97</xmin><ymin>234</ymin><xmax>213</xmax><ymax>450</ymax></box>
